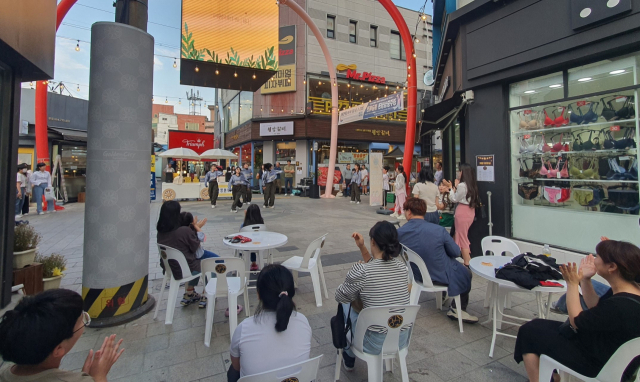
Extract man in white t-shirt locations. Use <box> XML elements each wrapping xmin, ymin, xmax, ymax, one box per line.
<box><xmin>360</xmin><ymin>165</ymin><xmax>369</xmax><ymax>195</ymax></box>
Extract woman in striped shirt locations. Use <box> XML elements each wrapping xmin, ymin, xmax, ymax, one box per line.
<box><xmin>335</xmin><ymin>221</ymin><xmax>411</xmax><ymax>371</ymax></box>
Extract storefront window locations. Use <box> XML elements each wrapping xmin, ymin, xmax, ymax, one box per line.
<box><xmin>568</xmin><ymin>53</ymin><xmax>639</xmax><ymax>97</ymax></box>
<box><xmin>276</xmin><ymin>142</ymin><xmax>296</xmax><ymax>163</ymax></box>
<box><xmin>228</xmin><ymin>96</ymin><xmax>240</xmax><ymax>130</ymax></box>
<box><xmin>239</xmin><ymin>91</ymin><xmax>253</xmax><ymax>125</ymax></box>
<box><xmin>318</xmin><ymin>141</ymin><xmax>369</xmax><ymax>165</ymax></box>
<box><xmin>509</xmin><ymin>55</ymin><xmax>639</xmax><ymax>252</ymax></box>
<box><xmin>60</xmin><ymin>145</ymin><xmax>87</xmax><ymax>201</ymax></box>
<box><xmin>254</xmin><ymin>143</ymin><xmax>263</xmax><ymax>175</ymax></box>
<box><xmin>509</xmin><ymin>72</ymin><xmax>564</xmax><ymax>108</ymax></box>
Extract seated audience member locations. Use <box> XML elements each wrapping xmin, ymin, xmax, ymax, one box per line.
<box><xmin>335</xmin><ymin>221</ymin><xmax>411</xmax><ymax>371</ymax></box>
<box><xmin>397</xmin><ymin>198</ymin><xmax>478</xmax><ymax>324</ymax></box>
<box><xmin>180</xmin><ymin>211</ymin><xmax>218</xmax><ymax>260</ymax></box>
<box><xmin>228</xmin><ymin>265</ymin><xmax>311</xmax><ymax>381</ymax></box>
<box><xmin>157</xmin><ymin>200</ymin><xmax>217</xmax><ymax>308</ymax></box>
<box><xmin>0</xmin><ymin>289</ymin><xmax>124</xmax><ymax>382</ymax></box>
<box><xmin>514</xmin><ymin>240</ymin><xmax>640</xmax><ymax>382</ymax></box>
<box><xmin>241</xmin><ymin>204</ymin><xmax>266</xmax><ymax>271</ymax></box>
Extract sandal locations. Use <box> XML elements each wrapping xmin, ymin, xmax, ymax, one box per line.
<box><xmin>180</xmin><ymin>292</ymin><xmax>201</xmax><ymax>306</ymax></box>
<box><xmin>225</xmin><ymin>305</ymin><xmax>244</xmax><ymax>317</ymax></box>
<box><xmin>199</xmin><ymin>296</ymin><xmax>207</xmax><ymax>309</ymax></box>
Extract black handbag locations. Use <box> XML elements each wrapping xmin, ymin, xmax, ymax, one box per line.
<box><xmin>330</xmin><ymin>303</ymin><xmax>352</xmax><ymax>349</ymax></box>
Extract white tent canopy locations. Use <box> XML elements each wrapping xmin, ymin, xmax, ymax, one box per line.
<box><xmin>199</xmin><ymin>148</ymin><xmax>238</xmax><ymax>160</ymax></box>
<box><xmin>157</xmin><ymin>147</ymin><xmax>201</xmax><ymax>160</ymax></box>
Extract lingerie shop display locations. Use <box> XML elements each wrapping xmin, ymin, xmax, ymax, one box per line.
<box><xmin>608</xmin><ymin>185</ymin><xmax>640</xmax><ymax>214</ymax></box>
<box><xmin>543</xmin><ymin>186</ymin><xmax>571</xmax><ymax>204</ymax></box>
<box><xmin>569</xmin><ymin>156</ymin><xmax>599</xmax><ymax>180</ymax></box>
<box><xmin>518</xmin><ymin>183</ymin><xmax>539</xmax><ymax>200</ymax></box>
<box><xmin>600</xmin><ymin>95</ymin><xmax>636</xmax><ymax>122</ymax></box>
<box><xmin>606</xmin><ymin>157</ymin><xmax>638</xmax><ymax>181</ymax></box>
<box><xmin>603</xmin><ymin>127</ymin><xmax>637</xmax><ymax>150</ymax></box>
<box><xmin>572</xmin><ymin>186</ymin><xmax>604</xmax><ymax>207</ymax></box>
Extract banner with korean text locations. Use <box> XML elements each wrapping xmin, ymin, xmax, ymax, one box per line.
<box><xmin>338</xmin><ymin>92</ymin><xmax>404</xmax><ymax>125</ymax></box>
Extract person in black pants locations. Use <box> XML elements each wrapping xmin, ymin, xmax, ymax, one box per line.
<box><xmin>228</xmin><ymin>167</ymin><xmax>244</xmax><ymax>213</ymax></box>
<box><xmin>241</xmin><ymin>163</ymin><xmax>253</xmax><ymax>204</ymax></box>
<box><xmin>350</xmin><ymin>164</ymin><xmax>361</xmax><ymax>204</ymax></box>
<box><xmin>262</xmin><ymin>163</ymin><xmax>277</xmax><ymax>208</ymax></box>
<box><xmin>205</xmin><ymin>166</ymin><xmax>223</xmax><ymax>208</ymax></box>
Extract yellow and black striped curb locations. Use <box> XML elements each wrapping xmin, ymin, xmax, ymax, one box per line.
<box><xmin>82</xmin><ymin>275</ymin><xmax>148</xmax><ymax>319</ymax></box>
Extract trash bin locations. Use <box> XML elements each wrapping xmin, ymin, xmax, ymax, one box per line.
<box><xmin>386</xmin><ymin>193</ymin><xmax>396</xmax><ymax>204</ymax></box>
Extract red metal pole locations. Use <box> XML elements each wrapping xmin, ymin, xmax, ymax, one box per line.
<box><xmin>34</xmin><ymin>0</ymin><xmax>78</xmax><ymax>170</ymax></box>
<box><xmin>378</xmin><ymin>0</ymin><xmax>417</xmax><ymax>194</ymax></box>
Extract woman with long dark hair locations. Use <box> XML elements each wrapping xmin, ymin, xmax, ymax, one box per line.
<box><xmin>157</xmin><ymin>201</ymin><xmax>217</xmax><ymax>307</ymax></box>
<box><xmin>228</xmin><ymin>265</ymin><xmax>312</xmax><ymax>381</ymax></box>
<box><xmin>336</xmin><ymin>221</ymin><xmax>411</xmax><ymax>370</ymax></box>
<box><xmin>515</xmin><ymin>240</ymin><xmax>640</xmax><ymax>381</ymax></box>
<box><xmin>442</xmin><ymin>163</ymin><xmax>480</xmax><ymax>265</ymax></box>
<box><xmin>391</xmin><ymin>165</ymin><xmax>408</xmax><ymax>219</ymax></box>
<box><xmin>228</xmin><ymin>167</ymin><xmax>245</xmax><ymax>213</ymax></box>
<box><xmin>242</xmin><ymin>204</ymin><xmax>265</xmax><ymax>271</ymax></box>
<box><xmin>412</xmin><ymin>167</ymin><xmax>440</xmax><ymax>224</ymax></box>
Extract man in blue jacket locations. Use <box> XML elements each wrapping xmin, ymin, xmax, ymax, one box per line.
<box><xmin>397</xmin><ymin>197</ymin><xmax>478</xmax><ymax>323</ymax></box>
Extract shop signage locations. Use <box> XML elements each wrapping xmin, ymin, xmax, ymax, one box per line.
<box><xmin>336</xmin><ymin>64</ymin><xmax>386</xmax><ymax>84</ymax></box>
<box><xmin>338</xmin><ymin>93</ymin><xmax>403</xmax><ymax>125</ymax></box>
<box><xmin>356</xmin><ymin>128</ymin><xmax>391</xmax><ymax>136</ymax></box>
<box><xmin>20</xmin><ymin>120</ymin><xmax>29</xmax><ymax>135</ymax></box>
<box><xmin>338</xmin><ymin>152</ymin><xmax>369</xmax><ymax>164</ymax></box>
<box><xmin>476</xmin><ymin>155</ymin><xmax>495</xmax><ymax>182</ymax></box>
<box><xmin>570</xmin><ymin>0</ymin><xmax>631</xmax><ymax>30</ymax></box>
<box><xmin>260</xmin><ymin>121</ymin><xmax>294</xmax><ymax>136</ymax></box>
<box><xmin>168</xmin><ymin>130</ymin><xmax>214</xmax><ymax>155</ymax></box>
<box><xmin>261</xmin><ymin>25</ymin><xmax>297</xmax><ymax>94</ymax></box>
<box><xmin>225</xmin><ymin>125</ymin><xmax>252</xmax><ymax>145</ymax></box>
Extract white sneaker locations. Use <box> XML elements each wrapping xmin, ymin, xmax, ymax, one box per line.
<box><xmin>356</xmin><ymin>202</ymin><xmax>360</xmax><ymax>204</ymax></box>
<box><xmin>390</xmin><ymin>212</ymin><xmax>398</xmax><ymax>218</ymax></box>
<box><xmin>234</xmin><ymin>209</ymin><xmax>238</xmax><ymax>213</ymax></box>
<box><xmin>398</xmin><ymin>215</ymin><xmax>406</xmax><ymax>220</ymax></box>
<box><xmin>211</xmin><ymin>205</ymin><xmax>215</xmax><ymax>209</ymax></box>
<box><xmin>15</xmin><ymin>214</ymin><xmax>22</xmax><ymax>219</ymax></box>
<box><xmin>263</xmin><ymin>205</ymin><xmax>267</xmax><ymax>208</ymax></box>
<box><xmin>38</xmin><ymin>212</ymin><xmax>45</xmax><ymax>215</ymax></box>
<box><xmin>350</xmin><ymin>201</ymin><xmax>355</xmax><ymax>203</ymax></box>
<box><xmin>447</xmin><ymin>308</ymin><xmax>479</xmax><ymax>324</ymax></box>
<box><xmin>231</xmin><ymin>209</ymin><xmax>235</xmax><ymax>213</ymax></box>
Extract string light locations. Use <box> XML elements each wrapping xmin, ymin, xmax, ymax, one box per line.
<box><xmin>252</xmin><ymin>73</ymin><xmax>256</xmax><ymax>79</ymax></box>
<box><xmin>173</xmin><ymin>58</ymin><xmax>177</xmax><ymax>68</ymax></box>
<box><xmin>76</xmin><ymin>85</ymin><xmax>80</xmax><ymax>91</ymax></box>
<box><xmin>75</xmin><ymin>40</ymin><xmax>80</xmax><ymax>51</ymax></box>
<box><xmin>195</xmin><ymin>66</ymin><xmax>199</xmax><ymax>72</ymax></box>
<box><xmin>29</xmin><ymin>82</ymin><xmax>33</xmax><ymax>87</ymax></box>
<box><xmin>152</xmin><ymin>97</ymin><xmax>154</xmax><ymax>102</ymax></box>
<box><xmin>165</xmin><ymin>97</ymin><xmax>168</xmax><ymax>104</ymax></box>
<box><xmin>215</xmin><ymin>69</ymin><xmax>219</xmax><ymax>75</ymax></box>
<box><xmin>179</xmin><ymin>98</ymin><xmax>181</xmax><ymax>104</ymax></box>
<box><xmin>234</xmin><ymin>72</ymin><xmax>238</xmax><ymax>77</ymax></box>
<box><xmin>414</xmin><ymin>38</ymin><xmax>419</xmax><ymax>43</ymax></box>
<box><xmin>421</xmin><ymin>14</ymin><xmax>427</xmax><ymax>20</ymax></box>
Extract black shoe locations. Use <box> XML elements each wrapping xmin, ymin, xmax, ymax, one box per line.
<box><xmin>342</xmin><ymin>351</ymin><xmax>355</xmax><ymax>371</ymax></box>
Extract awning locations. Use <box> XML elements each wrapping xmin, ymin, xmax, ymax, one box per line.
<box><xmin>422</xmin><ymin>94</ymin><xmax>463</xmax><ymax>126</ymax></box>
<box><xmin>49</xmin><ymin>127</ymin><xmax>87</xmax><ymax>142</ymax></box>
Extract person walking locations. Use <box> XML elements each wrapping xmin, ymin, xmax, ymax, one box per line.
<box><xmin>228</xmin><ymin>167</ymin><xmax>245</xmax><ymax>213</ymax></box>
<box><xmin>241</xmin><ymin>163</ymin><xmax>253</xmax><ymax>204</ymax></box>
<box><xmin>257</xmin><ymin>165</ymin><xmax>264</xmax><ymax>195</ymax></box>
<box><xmin>343</xmin><ymin>164</ymin><xmax>352</xmax><ymax>197</ymax></box>
<box><xmin>360</xmin><ymin>165</ymin><xmax>369</xmax><ymax>195</ymax></box>
<box><xmin>390</xmin><ymin>165</ymin><xmax>407</xmax><ymax>219</ymax></box>
<box><xmin>262</xmin><ymin>163</ymin><xmax>278</xmax><ymax>208</ymax></box>
<box><xmin>283</xmin><ymin>160</ymin><xmax>295</xmax><ymax>196</ymax></box>
<box><xmin>441</xmin><ymin>163</ymin><xmax>480</xmax><ymax>265</ymax></box>
<box><xmin>274</xmin><ymin>162</ymin><xmax>282</xmax><ymax>194</ymax></box>
<box><xmin>15</xmin><ymin>164</ymin><xmax>27</xmax><ymax>220</ymax></box>
<box><xmin>350</xmin><ymin>164</ymin><xmax>361</xmax><ymax>204</ymax></box>
<box><xmin>205</xmin><ymin>165</ymin><xmax>224</xmax><ymax>208</ymax></box>
<box><xmin>30</xmin><ymin>162</ymin><xmax>54</xmax><ymax>215</ymax></box>
<box><xmin>413</xmin><ymin>167</ymin><xmax>440</xmax><ymax>224</ymax></box>
<box><xmin>382</xmin><ymin>166</ymin><xmax>390</xmax><ymax>208</ymax></box>
<box><xmin>20</xmin><ymin>164</ymin><xmax>32</xmax><ymax>216</ymax></box>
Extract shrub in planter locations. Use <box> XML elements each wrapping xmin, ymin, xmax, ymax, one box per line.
<box><xmin>34</xmin><ymin>253</ymin><xmax>67</xmax><ymax>290</ymax></box>
<box><xmin>13</xmin><ymin>224</ymin><xmax>41</xmax><ymax>269</ymax></box>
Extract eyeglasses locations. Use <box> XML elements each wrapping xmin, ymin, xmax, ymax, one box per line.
<box><xmin>73</xmin><ymin>311</ymin><xmax>91</xmax><ymax>334</ymax></box>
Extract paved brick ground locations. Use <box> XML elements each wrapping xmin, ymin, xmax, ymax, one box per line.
<box><xmin>3</xmin><ymin>193</ymin><xmax>567</xmax><ymax>381</ymax></box>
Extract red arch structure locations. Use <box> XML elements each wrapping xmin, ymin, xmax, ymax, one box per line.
<box><xmin>34</xmin><ymin>0</ymin><xmax>78</xmax><ymax>170</ymax></box>
<box><xmin>379</xmin><ymin>0</ymin><xmax>418</xmax><ymax>194</ymax></box>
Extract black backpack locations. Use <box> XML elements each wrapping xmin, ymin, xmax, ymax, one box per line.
<box><xmin>330</xmin><ymin>304</ymin><xmax>352</xmax><ymax>349</ymax></box>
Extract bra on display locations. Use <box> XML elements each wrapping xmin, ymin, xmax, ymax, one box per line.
<box><xmin>572</xmin><ymin>130</ymin><xmax>601</xmax><ymax>151</ymax></box>
<box><xmin>518</xmin><ymin>183</ymin><xmax>539</xmax><ymax>200</ymax></box>
<box><xmin>544</xmin><ymin>106</ymin><xmax>569</xmax><ymax>127</ymax></box>
<box><xmin>519</xmin><ymin>111</ymin><xmax>540</xmax><ymax>130</ymax></box>
<box><xmin>568</xmin><ymin>102</ymin><xmax>599</xmax><ymax>125</ymax></box>
<box><xmin>601</xmin><ymin>96</ymin><xmax>636</xmax><ymax>121</ymax></box>
<box><xmin>602</xmin><ymin>127</ymin><xmax>637</xmax><ymax>150</ymax></box>
<box><xmin>569</xmin><ymin>157</ymin><xmax>599</xmax><ymax>180</ymax></box>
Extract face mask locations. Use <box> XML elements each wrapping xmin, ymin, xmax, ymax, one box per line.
<box><xmin>22</xmin><ymin>169</ymin><xmax>28</xmax><ymax>173</ymax></box>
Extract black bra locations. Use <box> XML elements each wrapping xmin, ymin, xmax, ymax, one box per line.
<box><xmin>601</xmin><ymin>96</ymin><xmax>636</xmax><ymax>121</ymax></box>
<box><xmin>603</xmin><ymin>127</ymin><xmax>637</xmax><ymax>150</ymax></box>
<box><xmin>572</xmin><ymin>130</ymin><xmax>600</xmax><ymax>151</ymax></box>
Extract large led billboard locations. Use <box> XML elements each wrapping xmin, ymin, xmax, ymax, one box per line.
<box><xmin>180</xmin><ymin>0</ymin><xmax>279</xmax><ymax>91</ymax></box>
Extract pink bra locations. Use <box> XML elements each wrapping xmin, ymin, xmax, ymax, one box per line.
<box><xmin>542</xmin><ymin>158</ymin><xmax>569</xmax><ymax>179</ymax></box>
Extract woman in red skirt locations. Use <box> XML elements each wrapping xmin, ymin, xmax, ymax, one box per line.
<box><xmin>441</xmin><ymin>163</ymin><xmax>480</xmax><ymax>266</ymax></box>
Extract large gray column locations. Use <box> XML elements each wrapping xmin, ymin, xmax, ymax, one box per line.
<box><xmin>82</xmin><ymin>22</ymin><xmax>154</xmax><ymax>325</ymax></box>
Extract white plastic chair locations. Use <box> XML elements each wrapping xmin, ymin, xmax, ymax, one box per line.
<box><xmin>481</xmin><ymin>236</ymin><xmax>521</xmax><ymax>310</ymax></box>
<box><xmin>334</xmin><ymin>305</ymin><xmax>420</xmax><ymax>382</ymax></box>
<box><xmin>154</xmin><ymin>244</ymin><xmax>203</xmax><ymax>325</ymax></box>
<box><xmin>202</xmin><ymin>257</ymin><xmax>249</xmax><ymax>346</ymax></box>
<box><xmin>238</xmin><ymin>355</ymin><xmax>323</xmax><ymax>382</ymax></box>
<box><xmin>238</xmin><ymin>224</ymin><xmax>272</xmax><ymax>271</ymax></box>
<box><xmin>401</xmin><ymin>244</ymin><xmax>464</xmax><ymax>333</ymax></box>
<box><xmin>539</xmin><ymin>337</ymin><xmax>640</xmax><ymax>382</ymax></box>
<box><xmin>281</xmin><ymin>234</ymin><xmax>328</xmax><ymax>307</ymax></box>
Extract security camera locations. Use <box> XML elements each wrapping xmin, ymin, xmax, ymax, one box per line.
<box><xmin>462</xmin><ymin>90</ymin><xmax>475</xmax><ymax>104</ymax></box>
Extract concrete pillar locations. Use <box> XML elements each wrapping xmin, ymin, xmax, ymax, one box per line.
<box><xmin>82</xmin><ymin>22</ymin><xmax>154</xmax><ymax>325</ymax></box>
<box><xmin>263</xmin><ymin>141</ymin><xmax>275</xmax><ymax>165</ymax></box>
<box><xmin>295</xmin><ymin>140</ymin><xmax>308</xmax><ymax>184</ymax></box>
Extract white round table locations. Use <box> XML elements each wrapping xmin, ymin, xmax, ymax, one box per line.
<box><xmin>223</xmin><ymin>231</ymin><xmax>288</xmax><ymax>270</ymax></box>
<box><xmin>469</xmin><ymin>256</ymin><xmax>567</xmax><ymax>358</ymax></box>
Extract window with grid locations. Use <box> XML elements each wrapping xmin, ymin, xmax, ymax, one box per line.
<box><xmin>349</xmin><ymin>20</ymin><xmax>357</xmax><ymax>43</ymax></box>
<box><xmin>327</xmin><ymin>15</ymin><xmax>335</xmax><ymax>39</ymax></box>
<box><xmin>370</xmin><ymin>26</ymin><xmax>378</xmax><ymax>47</ymax></box>
<box><xmin>185</xmin><ymin>122</ymin><xmax>199</xmax><ymax>131</ymax></box>
<box><xmin>390</xmin><ymin>31</ymin><xmax>405</xmax><ymax>60</ymax></box>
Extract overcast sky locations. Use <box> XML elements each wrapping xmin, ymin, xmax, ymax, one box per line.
<box><xmin>25</xmin><ymin>0</ymin><xmax>431</xmax><ymax>116</ymax></box>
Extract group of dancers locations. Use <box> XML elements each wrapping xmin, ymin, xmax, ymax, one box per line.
<box><xmin>204</xmin><ymin>163</ymin><xmax>281</xmax><ymax>212</ymax></box>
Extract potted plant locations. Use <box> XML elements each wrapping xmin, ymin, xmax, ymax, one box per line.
<box><xmin>13</xmin><ymin>224</ymin><xmax>41</xmax><ymax>269</ymax></box>
<box><xmin>35</xmin><ymin>253</ymin><xmax>67</xmax><ymax>290</ymax></box>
